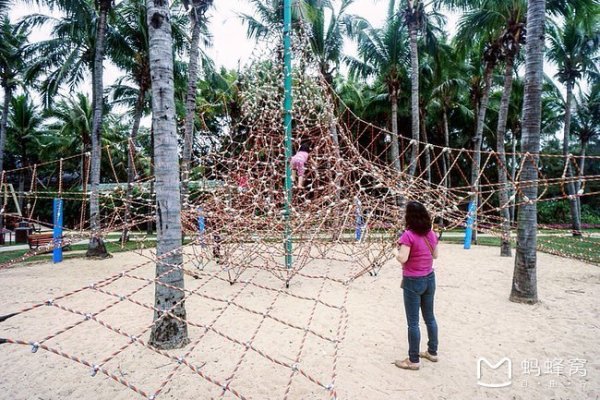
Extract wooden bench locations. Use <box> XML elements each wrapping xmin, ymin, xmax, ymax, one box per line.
<box><xmin>27</xmin><ymin>233</ymin><xmax>71</xmax><ymax>252</ymax></box>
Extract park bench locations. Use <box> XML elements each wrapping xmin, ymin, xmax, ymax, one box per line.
<box><xmin>27</xmin><ymin>232</ymin><xmax>71</xmax><ymax>253</ymax></box>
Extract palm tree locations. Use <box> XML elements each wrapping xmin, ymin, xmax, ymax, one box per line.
<box><xmin>454</xmin><ymin>5</ymin><xmax>504</xmax><ymax>244</ymax></box>
<box><xmin>301</xmin><ymin>0</ymin><xmax>360</xmax><ymax>186</ymax></box>
<box><xmin>546</xmin><ymin>10</ymin><xmax>599</xmax><ymax>236</ymax></box>
<box><xmin>182</xmin><ymin>0</ymin><xmax>213</xmax><ymax>210</ymax></box>
<box><xmin>6</xmin><ymin>95</ymin><xmax>43</xmax><ymax>212</ymax></box>
<box><xmin>240</xmin><ymin>0</ymin><xmax>305</xmax><ymax>41</ymax></box>
<box><xmin>403</xmin><ymin>0</ymin><xmax>425</xmax><ymax>176</ymax></box>
<box><xmin>347</xmin><ymin>0</ymin><xmax>408</xmax><ymax>171</ymax></box>
<box><xmin>87</xmin><ymin>0</ymin><xmax>114</xmax><ymax>258</ymax></box>
<box><xmin>572</xmin><ymin>82</ymin><xmax>600</xmax><ymax>211</ymax></box>
<box><xmin>146</xmin><ymin>0</ymin><xmax>189</xmax><ymax>350</ymax></box>
<box><xmin>0</xmin><ymin>17</ymin><xmax>28</xmax><ymax>173</ymax></box>
<box><xmin>429</xmin><ymin>41</ymin><xmax>470</xmax><ymax>189</ymax></box>
<box><xmin>459</xmin><ymin>0</ymin><xmax>527</xmax><ymax>255</ymax></box>
<box><xmin>21</xmin><ymin>0</ymin><xmax>112</xmax><ymax>256</ymax></box>
<box><xmin>0</xmin><ymin>0</ymin><xmax>10</xmax><ymax>16</ymax></box>
<box><xmin>42</xmin><ymin>93</ymin><xmax>93</xmax><ymax>162</ymax></box>
<box><xmin>109</xmin><ymin>0</ymin><xmax>187</xmax><ymax>242</ymax></box>
<box><xmin>509</xmin><ymin>0</ymin><xmax>546</xmax><ymax>305</ymax></box>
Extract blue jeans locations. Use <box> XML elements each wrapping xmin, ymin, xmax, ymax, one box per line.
<box><xmin>402</xmin><ymin>272</ymin><xmax>438</xmax><ymax>363</ymax></box>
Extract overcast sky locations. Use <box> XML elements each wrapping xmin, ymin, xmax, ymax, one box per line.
<box><xmin>9</xmin><ymin>1</ymin><xmax>458</xmax><ymax>86</ymax></box>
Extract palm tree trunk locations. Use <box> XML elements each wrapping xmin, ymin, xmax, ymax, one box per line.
<box><xmin>420</xmin><ymin>108</ymin><xmax>431</xmax><ymax>183</ymax></box>
<box><xmin>121</xmin><ymin>91</ymin><xmax>145</xmax><ymax>244</ymax></box>
<box><xmin>147</xmin><ymin>0</ymin><xmax>189</xmax><ymax>350</ymax></box>
<box><xmin>182</xmin><ymin>12</ymin><xmax>203</xmax><ymax>209</ymax></box>
<box><xmin>408</xmin><ymin>19</ymin><xmax>419</xmax><ymax>176</ymax></box>
<box><xmin>562</xmin><ymin>82</ymin><xmax>581</xmax><ymax>236</ymax></box>
<box><xmin>390</xmin><ymin>91</ymin><xmax>401</xmax><ymax>171</ymax></box>
<box><xmin>0</xmin><ymin>85</ymin><xmax>10</xmax><ymax>173</ymax></box>
<box><xmin>576</xmin><ymin>141</ymin><xmax>586</xmax><ymax>219</ymax></box>
<box><xmin>496</xmin><ymin>56</ymin><xmax>514</xmax><ymax>257</ymax></box>
<box><xmin>442</xmin><ymin>106</ymin><xmax>450</xmax><ymax>189</ymax></box>
<box><xmin>147</xmin><ymin>125</ymin><xmax>154</xmax><ymax>235</ymax></box>
<box><xmin>86</xmin><ymin>1</ymin><xmax>110</xmax><ymax>258</ymax></box>
<box><xmin>509</xmin><ymin>0</ymin><xmax>545</xmax><ymax>305</ymax></box>
<box><xmin>470</xmin><ymin>63</ymin><xmax>493</xmax><ymax>244</ymax></box>
<box><xmin>510</xmin><ymin>131</ymin><xmax>518</xmax><ymax>224</ymax></box>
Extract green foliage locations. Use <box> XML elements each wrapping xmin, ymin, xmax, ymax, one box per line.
<box><xmin>537</xmin><ymin>200</ymin><xmax>572</xmax><ymax>224</ymax></box>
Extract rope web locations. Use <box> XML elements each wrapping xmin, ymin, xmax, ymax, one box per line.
<box><xmin>0</xmin><ymin>22</ymin><xmax>599</xmax><ymax>399</ymax></box>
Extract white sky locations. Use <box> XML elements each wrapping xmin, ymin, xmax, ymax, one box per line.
<box><xmin>8</xmin><ymin>1</ymin><xmax>457</xmax><ymax>88</ymax></box>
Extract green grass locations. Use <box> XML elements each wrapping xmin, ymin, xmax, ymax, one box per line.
<box><xmin>0</xmin><ymin>239</ymin><xmax>157</xmax><ymax>266</ymax></box>
<box><xmin>442</xmin><ymin>235</ymin><xmax>600</xmax><ymax>265</ymax></box>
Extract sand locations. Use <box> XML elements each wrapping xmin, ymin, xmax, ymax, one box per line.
<box><xmin>0</xmin><ymin>243</ymin><xmax>598</xmax><ymax>400</ymax></box>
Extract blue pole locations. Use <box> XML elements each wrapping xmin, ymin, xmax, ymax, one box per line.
<box><xmin>355</xmin><ymin>198</ymin><xmax>363</xmax><ymax>241</ymax></box>
<box><xmin>464</xmin><ymin>201</ymin><xmax>476</xmax><ymax>249</ymax></box>
<box><xmin>283</xmin><ymin>0</ymin><xmax>293</xmax><ymax>271</ymax></box>
<box><xmin>53</xmin><ymin>198</ymin><xmax>63</xmax><ymax>263</ymax></box>
<box><xmin>197</xmin><ymin>207</ymin><xmax>206</xmax><ymax>248</ymax></box>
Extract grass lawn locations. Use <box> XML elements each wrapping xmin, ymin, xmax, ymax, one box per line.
<box><xmin>0</xmin><ymin>239</ymin><xmax>157</xmax><ymax>266</ymax></box>
<box><xmin>443</xmin><ymin>235</ymin><xmax>600</xmax><ymax>265</ymax></box>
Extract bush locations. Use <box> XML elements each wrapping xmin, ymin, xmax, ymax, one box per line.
<box><xmin>537</xmin><ymin>201</ymin><xmax>571</xmax><ymax>224</ymax></box>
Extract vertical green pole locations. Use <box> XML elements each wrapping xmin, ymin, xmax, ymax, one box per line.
<box><xmin>283</xmin><ymin>0</ymin><xmax>293</xmax><ymax>272</ymax></box>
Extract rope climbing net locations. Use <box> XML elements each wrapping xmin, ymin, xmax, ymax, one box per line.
<box><xmin>0</xmin><ymin>21</ymin><xmax>598</xmax><ymax>400</ymax></box>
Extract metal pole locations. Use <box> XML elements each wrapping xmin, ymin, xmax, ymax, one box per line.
<box><xmin>283</xmin><ymin>0</ymin><xmax>293</xmax><ymax>272</ymax></box>
<box><xmin>464</xmin><ymin>201</ymin><xmax>476</xmax><ymax>249</ymax></box>
<box><xmin>53</xmin><ymin>198</ymin><xmax>63</xmax><ymax>263</ymax></box>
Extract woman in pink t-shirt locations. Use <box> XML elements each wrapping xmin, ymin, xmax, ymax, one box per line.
<box><xmin>393</xmin><ymin>201</ymin><xmax>439</xmax><ymax>371</ymax></box>
<box><xmin>291</xmin><ymin>143</ymin><xmax>310</xmax><ymax>189</ymax></box>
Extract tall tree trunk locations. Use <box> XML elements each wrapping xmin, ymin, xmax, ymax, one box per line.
<box><xmin>442</xmin><ymin>106</ymin><xmax>450</xmax><ymax>189</ymax></box>
<box><xmin>562</xmin><ymin>82</ymin><xmax>582</xmax><ymax>236</ymax></box>
<box><xmin>496</xmin><ymin>56</ymin><xmax>514</xmax><ymax>257</ymax></box>
<box><xmin>0</xmin><ymin>85</ymin><xmax>10</xmax><ymax>173</ymax></box>
<box><xmin>408</xmin><ymin>19</ymin><xmax>419</xmax><ymax>176</ymax></box>
<box><xmin>147</xmin><ymin>125</ymin><xmax>154</xmax><ymax>235</ymax></box>
<box><xmin>390</xmin><ymin>91</ymin><xmax>401</xmax><ymax>171</ymax></box>
<box><xmin>510</xmin><ymin>131</ymin><xmax>518</xmax><ymax>224</ymax></box>
<box><xmin>147</xmin><ymin>0</ymin><xmax>189</xmax><ymax>349</ymax></box>
<box><xmin>182</xmin><ymin>11</ymin><xmax>203</xmax><ymax>209</ymax></box>
<box><xmin>420</xmin><ymin>107</ymin><xmax>431</xmax><ymax>183</ymax></box>
<box><xmin>86</xmin><ymin>2</ymin><xmax>110</xmax><ymax>258</ymax></box>
<box><xmin>576</xmin><ymin>141</ymin><xmax>586</xmax><ymax>219</ymax></box>
<box><xmin>470</xmin><ymin>64</ymin><xmax>493</xmax><ymax>244</ymax></box>
<box><xmin>121</xmin><ymin>91</ymin><xmax>145</xmax><ymax>244</ymax></box>
<box><xmin>510</xmin><ymin>0</ymin><xmax>545</xmax><ymax>305</ymax></box>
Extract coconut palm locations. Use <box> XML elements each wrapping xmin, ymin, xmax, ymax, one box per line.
<box><xmin>240</xmin><ymin>0</ymin><xmax>306</xmax><ymax>41</ymax></box>
<box><xmin>6</xmin><ymin>95</ymin><xmax>43</xmax><ymax>211</ymax></box>
<box><xmin>86</xmin><ymin>0</ymin><xmax>115</xmax><ymax>258</ymax></box>
<box><xmin>0</xmin><ymin>0</ymin><xmax>10</xmax><ymax>16</ymax></box>
<box><xmin>509</xmin><ymin>0</ymin><xmax>546</xmax><ymax>305</ymax></box>
<box><xmin>347</xmin><ymin>0</ymin><xmax>408</xmax><ymax>171</ymax></box>
<box><xmin>458</xmin><ymin>0</ymin><xmax>527</xmax><ymax>255</ymax></box>
<box><xmin>402</xmin><ymin>0</ymin><xmax>446</xmax><ymax>176</ymax></box>
<box><xmin>0</xmin><ymin>17</ymin><xmax>28</xmax><ymax>173</ymax></box>
<box><xmin>21</xmin><ymin>0</ymin><xmax>113</xmax><ymax>256</ymax></box>
<box><xmin>546</xmin><ymin>10</ymin><xmax>600</xmax><ymax>236</ymax></box>
<box><xmin>146</xmin><ymin>0</ymin><xmax>189</xmax><ymax>350</ymax></box>
<box><xmin>182</xmin><ymin>0</ymin><xmax>213</xmax><ymax>209</ymax></box>
<box><xmin>429</xmin><ymin>41</ymin><xmax>471</xmax><ymax>189</ymax></box>
<box><xmin>453</xmin><ymin>6</ymin><xmax>505</xmax><ymax>244</ymax></box>
<box><xmin>572</xmin><ymin>82</ymin><xmax>600</xmax><ymax>211</ymax></box>
<box><xmin>109</xmin><ymin>0</ymin><xmax>187</xmax><ymax>242</ymax></box>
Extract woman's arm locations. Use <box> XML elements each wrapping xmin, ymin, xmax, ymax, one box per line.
<box><xmin>395</xmin><ymin>245</ymin><xmax>411</xmax><ymax>264</ymax></box>
<box><xmin>432</xmin><ymin>243</ymin><xmax>439</xmax><ymax>259</ymax></box>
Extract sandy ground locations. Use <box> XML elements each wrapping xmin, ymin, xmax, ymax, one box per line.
<box><xmin>0</xmin><ymin>243</ymin><xmax>598</xmax><ymax>400</ymax></box>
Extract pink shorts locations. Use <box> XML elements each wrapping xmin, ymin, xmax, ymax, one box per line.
<box><xmin>292</xmin><ymin>159</ymin><xmax>306</xmax><ymax>177</ymax></box>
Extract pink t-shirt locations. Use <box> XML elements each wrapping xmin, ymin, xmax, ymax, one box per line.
<box><xmin>291</xmin><ymin>151</ymin><xmax>309</xmax><ymax>165</ymax></box>
<box><xmin>397</xmin><ymin>229</ymin><xmax>438</xmax><ymax>277</ymax></box>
